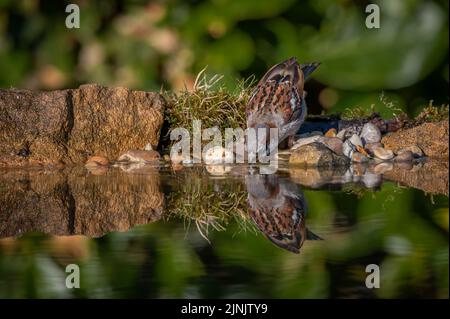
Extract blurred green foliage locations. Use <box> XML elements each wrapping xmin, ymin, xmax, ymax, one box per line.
<box><xmin>0</xmin><ymin>0</ymin><xmax>448</xmax><ymax>117</ymax></box>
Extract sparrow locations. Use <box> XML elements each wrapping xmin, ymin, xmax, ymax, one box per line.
<box><xmin>245</xmin><ymin>173</ymin><xmax>322</xmax><ymax>253</ymax></box>
<box><xmin>246</xmin><ymin>57</ymin><xmax>320</xmax><ymax>157</ymax></box>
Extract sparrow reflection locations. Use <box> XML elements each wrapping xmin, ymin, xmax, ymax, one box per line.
<box><xmin>245</xmin><ymin>173</ymin><xmax>322</xmax><ymax>253</ymax></box>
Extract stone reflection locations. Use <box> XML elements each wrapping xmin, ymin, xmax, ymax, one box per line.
<box><xmin>245</xmin><ymin>173</ymin><xmax>321</xmax><ymax>253</ymax></box>
<box><xmin>0</xmin><ymin>167</ymin><xmax>164</xmax><ymax>238</ymax></box>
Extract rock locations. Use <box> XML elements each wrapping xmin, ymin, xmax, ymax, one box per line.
<box><xmin>144</xmin><ymin>143</ymin><xmax>153</xmax><ymax>151</ymax></box>
<box><xmin>349</xmin><ymin>134</ymin><xmax>363</xmax><ymax>147</ymax></box>
<box><xmin>319</xmin><ymin>137</ymin><xmax>343</xmax><ymax>155</ymax></box>
<box><xmin>360</xmin><ymin>123</ymin><xmax>381</xmax><ymax>145</ymax></box>
<box><xmin>381</xmin><ymin>120</ymin><xmax>448</xmax><ymax>159</ymax></box>
<box><xmin>0</xmin><ymin>168</ymin><xmax>164</xmax><ymax>238</ymax></box>
<box><xmin>365</xmin><ymin>142</ymin><xmax>383</xmax><ymax>155</ymax></box>
<box><xmin>206</xmin><ymin>165</ymin><xmax>232</xmax><ymax>175</ymax></box>
<box><xmin>289</xmin><ymin>142</ymin><xmax>349</xmax><ymax>168</ymax></box>
<box><xmin>362</xmin><ymin>173</ymin><xmax>382</xmax><ymax>188</ymax></box>
<box><xmin>351</xmin><ymin>152</ymin><xmax>369</xmax><ymax>163</ymax></box>
<box><xmin>397</xmin><ymin>145</ymin><xmax>424</xmax><ymax>158</ymax></box>
<box><xmin>372</xmin><ymin>162</ymin><xmax>394</xmax><ymax>174</ymax></box>
<box><xmin>297</xmin><ymin>131</ymin><xmax>323</xmax><ymax>138</ymax></box>
<box><xmin>324</xmin><ymin>128</ymin><xmax>337</xmax><ymax>137</ymax></box>
<box><xmin>372</xmin><ymin>146</ymin><xmax>395</xmax><ymax>160</ymax></box>
<box><xmin>342</xmin><ymin>139</ymin><xmax>356</xmax><ymax>158</ymax></box>
<box><xmin>289</xmin><ymin>165</ymin><xmax>348</xmax><ymax>188</ymax></box>
<box><xmin>291</xmin><ymin>135</ymin><xmax>323</xmax><ymax>150</ymax></box>
<box><xmin>0</xmin><ymin>84</ymin><xmax>165</xmax><ymax>166</ymax></box>
<box><xmin>85</xmin><ymin>156</ymin><xmax>109</xmax><ymax>168</ymax></box>
<box><xmin>336</xmin><ymin>129</ymin><xmax>347</xmax><ymax>140</ymax></box>
<box><xmin>203</xmin><ymin>146</ymin><xmax>234</xmax><ymax>164</ymax></box>
<box><xmin>394</xmin><ymin>150</ymin><xmax>414</xmax><ymax>162</ymax></box>
<box><xmin>117</xmin><ymin>150</ymin><xmax>160</xmax><ymax>163</ymax></box>
<box><xmin>384</xmin><ymin>160</ymin><xmax>449</xmax><ymax>196</ymax></box>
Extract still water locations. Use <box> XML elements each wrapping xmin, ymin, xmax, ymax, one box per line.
<box><xmin>0</xmin><ymin>160</ymin><xmax>448</xmax><ymax>298</ymax></box>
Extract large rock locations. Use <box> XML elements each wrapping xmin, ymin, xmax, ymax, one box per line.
<box><xmin>289</xmin><ymin>142</ymin><xmax>350</xmax><ymax>167</ymax></box>
<box><xmin>0</xmin><ymin>84</ymin><xmax>165</xmax><ymax>166</ymax></box>
<box><xmin>381</xmin><ymin>120</ymin><xmax>448</xmax><ymax>159</ymax></box>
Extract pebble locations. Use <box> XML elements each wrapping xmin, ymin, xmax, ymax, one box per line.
<box><xmin>349</xmin><ymin>134</ymin><xmax>363</xmax><ymax>147</ymax></box>
<box><xmin>291</xmin><ymin>135</ymin><xmax>323</xmax><ymax>150</ymax></box>
<box><xmin>360</xmin><ymin>123</ymin><xmax>381</xmax><ymax>145</ymax></box>
<box><xmin>397</xmin><ymin>145</ymin><xmax>424</xmax><ymax>158</ymax></box>
<box><xmin>117</xmin><ymin>150</ymin><xmax>160</xmax><ymax>163</ymax></box>
<box><xmin>373</xmin><ymin>162</ymin><xmax>394</xmax><ymax>174</ymax></box>
<box><xmin>204</xmin><ymin>146</ymin><xmax>234</xmax><ymax>164</ymax></box>
<box><xmin>85</xmin><ymin>156</ymin><xmax>109</xmax><ymax>168</ymax></box>
<box><xmin>342</xmin><ymin>139</ymin><xmax>356</xmax><ymax>158</ymax></box>
<box><xmin>297</xmin><ymin>131</ymin><xmax>323</xmax><ymax>138</ymax></box>
<box><xmin>351</xmin><ymin>152</ymin><xmax>369</xmax><ymax>163</ymax></box>
<box><xmin>319</xmin><ymin>137</ymin><xmax>343</xmax><ymax>155</ymax></box>
<box><xmin>394</xmin><ymin>150</ymin><xmax>414</xmax><ymax>162</ymax></box>
<box><xmin>362</xmin><ymin>173</ymin><xmax>382</xmax><ymax>188</ymax></box>
<box><xmin>365</xmin><ymin>142</ymin><xmax>383</xmax><ymax>155</ymax></box>
<box><xmin>324</xmin><ymin>128</ymin><xmax>337</xmax><ymax>137</ymax></box>
<box><xmin>336</xmin><ymin>128</ymin><xmax>347</xmax><ymax>140</ymax></box>
<box><xmin>206</xmin><ymin>165</ymin><xmax>232</xmax><ymax>175</ymax></box>
<box><xmin>372</xmin><ymin>146</ymin><xmax>394</xmax><ymax>160</ymax></box>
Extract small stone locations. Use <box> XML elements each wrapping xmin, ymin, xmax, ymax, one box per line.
<box><xmin>336</xmin><ymin>128</ymin><xmax>347</xmax><ymax>140</ymax></box>
<box><xmin>342</xmin><ymin>139</ymin><xmax>356</xmax><ymax>158</ymax></box>
<box><xmin>291</xmin><ymin>135</ymin><xmax>323</xmax><ymax>150</ymax></box>
<box><xmin>319</xmin><ymin>137</ymin><xmax>343</xmax><ymax>155</ymax></box>
<box><xmin>360</xmin><ymin>123</ymin><xmax>381</xmax><ymax>145</ymax></box>
<box><xmin>204</xmin><ymin>146</ymin><xmax>234</xmax><ymax>164</ymax></box>
<box><xmin>351</xmin><ymin>152</ymin><xmax>368</xmax><ymax>163</ymax></box>
<box><xmin>349</xmin><ymin>134</ymin><xmax>363</xmax><ymax>147</ymax></box>
<box><xmin>289</xmin><ymin>142</ymin><xmax>349</xmax><ymax>167</ymax></box>
<box><xmin>365</xmin><ymin>142</ymin><xmax>383</xmax><ymax>155</ymax></box>
<box><xmin>85</xmin><ymin>156</ymin><xmax>109</xmax><ymax>168</ymax></box>
<box><xmin>144</xmin><ymin>143</ymin><xmax>153</xmax><ymax>151</ymax></box>
<box><xmin>397</xmin><ymin>145</ymin><xmax>424</xmax><ymax>158</ymax></box>
<box><xmin>324</xmin><ymin>128</ymin><xmax>337</xmax><ymax>137</ymax></box>
<box><xmin>394</xmin><ymin>161</ymin><xmax>413</xmax><ymax>170</ymax></box>
<box><xmin>117</xmin><ymin>150</ymin><xmax>160</xmax><ymax>163</ymax></box>
<box><xmin>362</xmin><ymin>173</ymin><xmax>382</xmax><ymax>188</ymax></box>
<box><xmin>206</xmin><ymin>165</ymin><xmax>232</xmax><ymax>175</ymax></box>
<box><xmin>394</xmin><ymin>150</ymin><xmax>414</xmax><ymax>162</ymax></box>
<box><xmin>297</xmin><ymin>131</ymin><xmax>323</xmax><ymax>138</ymax></box>
<box><xmin>372</xmin><ymin>146</ymin><xmax>394</xmax><ymax>160</ymax></box>
<box><xmin>373</xmin><ymin>162</ymin><xmax>393</xmax><ymax>174</ymax></box>
<box><xmin>163</xmin><ymin>154</ymin><xmax>170</xmax><ymax>161</ymax></box>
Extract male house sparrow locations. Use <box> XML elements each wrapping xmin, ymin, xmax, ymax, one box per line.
<box><xmin>245</xmin><ymin>174</ymin><xmax>322</xmax><ymax>253</ymax></box>
<box><xmin>246</xmin><ymin>57</ymin><xmax>320</xmax><ymax>156</ymax></box>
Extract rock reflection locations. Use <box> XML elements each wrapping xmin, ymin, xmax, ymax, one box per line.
<box><xmin>288</xmin><ymin>160</ymin><xmax>448</xmax><ymax>195</ymax></box>
<box><xmin>245</xmin><ymin>173</ymin><xmax>321</xmax><ymax>253</ymax></box>
<box><xmin>0</xmin><ymin>167</ymin><xmax>164</xmax><ymax>238</ymax></box>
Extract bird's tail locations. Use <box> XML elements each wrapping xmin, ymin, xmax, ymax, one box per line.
<box><xmin>301</xmin><ymin>62</ymin><xmax>321</xmax><ymax>79</ymax></box>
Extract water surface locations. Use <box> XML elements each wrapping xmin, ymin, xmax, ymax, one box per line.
<box><xmin>0</xmin><ymin>161</ymin><xmax>448</xmax><ymax>298</ymax></box>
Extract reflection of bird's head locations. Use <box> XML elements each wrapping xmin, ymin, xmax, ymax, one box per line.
<box><xmin>246</xmin><ymin>175</ymin><xmax>321</xmax><ymax>253</ymax></box>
